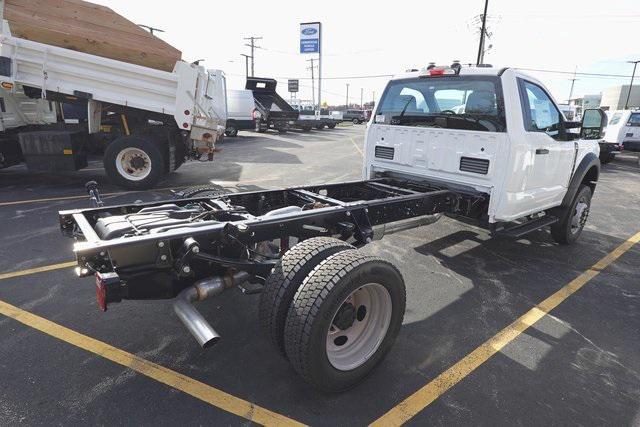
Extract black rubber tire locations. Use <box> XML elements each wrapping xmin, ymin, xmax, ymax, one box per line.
<box><xmin>174</xmin><ymin>185</ymin><xmax>230</xmax><ymax>199</ymax></box>
<box><xmin>352</xmin><ymin>118</ymin><xmax>359</xmax><ymax>124</ymax></box>
<box><xmin>302</xmin><ymin>126</ymin><xmax>312</xmax><ymax>132</ymax></box>
<box><xmin>258</xmin><ymin>237</ymin><xmax>354</xmax><ymax>358</ymax></box>
<box><xmin>551</xmin><ymin>184</ymin><xmax>592</xmax><ymax>245</ymax></box>
<box><xmin>284</xmin><ymin>251</ymin><xmax>406</xmax><ymax>392</ymax></box>
<box><xmin>103</xmin><ymin>136</ymin><xmax>164</xmax><ymax>190</ymax></box>
<box><xmin>225</xmin><ymin>123</ymin><xmax>239</xmax><ymax>137</ymax></box>
<box><xmin>277</xmin><ymin>127</ymin><xmax>288</xmax><ymax>133</ymax></box>
<box><xmin>328</xmin><ymin>124</ymin><xmax>336</xmax><ymax>129</ymax></box>
<box><xmin>315</xmin><ymin>125</ymin><xmax>324</xmax><ymax>130</ymax></box>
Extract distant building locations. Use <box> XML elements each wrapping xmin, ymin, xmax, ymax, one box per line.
<box><xmin>600</xmin><ymin>85</ymin><xmax>640</xmax><ymax>111</ymax></box>
<box><xmin>568</xmin><ymin>94</ymin><xmax>601</xmax><ymax>118</ymax></box>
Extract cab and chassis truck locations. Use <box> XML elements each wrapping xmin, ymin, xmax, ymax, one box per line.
<box><xmin>59</xmin><ymin>65</ymin><xmax>606</xmax><ymax>391</ymax></box>
<box><xmin>0</xmin><ymin>20</ymin><xmax>227</xmax><ymax>190</ymax></box>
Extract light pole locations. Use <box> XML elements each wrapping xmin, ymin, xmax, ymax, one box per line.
<box><xmin>346</xmin><ymin>84</ymin><xmax>350</xmax><ymax>108</ymax></box>
<box><xmin>624</xmin><ymin>60</ymin><xmax>639</xmax><ymax>110</ymax></box>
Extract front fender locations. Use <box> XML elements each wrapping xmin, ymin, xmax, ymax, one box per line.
<box><xmin>559</xmin><ymin>152</ymin><xmax>600</xmax><ymax>209</ymax></box>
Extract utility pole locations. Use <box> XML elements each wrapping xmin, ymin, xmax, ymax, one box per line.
<box><xmin>240</xmin><ymin>54</ymin><xmax>251</xmax><ymax>80</ymax></box>
<box><xmin>476</xmin><ymin>0</ymin><xmax>489</xmax><ymax>65</ymax></box>
<box><xmin>307</xmin><ymin>58</ymin><xmax>316</xmax><ymax>108</ymax></box>
<box><xmin>567</xmin><ymin>66</ymin><xmax>579</xmax><ymax>105</ymax></box>
<box><xmin>625</xmin><ymin>60</ymin><xmax>640</xmax><ymax>110</ymax></box>
<box><xmin>360</xmin><ymin>88</ymin><xmax>363</xmax><ymax>109</ymax></box>
<box><xmin>243</xmin><ymin>36</ymin><xmax>263</xmax><ymax>77</ymax></box>
<box><xmin>318</xmin><ymin>24</ymin><xmax>322</xmax><ymax>111</ymax></box>
<box><xmin>372</xmin><ymin>91</ymin><xmax>375</xmax><ymax>105</ymax></box>
<box><xmin>346</xmin><ymin>84</ymin><xmax>350</xmax><ymax>108</ymax></box>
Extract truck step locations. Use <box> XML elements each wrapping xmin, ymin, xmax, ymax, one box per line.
<box><xmin>497</xmin><ymin>216</ymin><xmax>558</xmax><ymax>238</ymax></box>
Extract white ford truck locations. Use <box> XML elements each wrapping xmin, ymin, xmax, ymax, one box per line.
<box><xmin>59</xmin><ymin>64</ymin><xmax>607</xmax><ymax>392</ymax></box>
<box><xmin>365</xmin><ymin>64</ymin><xmax>606</xmax><ymax>244</ymax></box>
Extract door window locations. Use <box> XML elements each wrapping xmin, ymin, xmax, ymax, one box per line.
<box><xmin>519</xmin><ymin>80</ymin><xmax>562</xmax><ymax>137</ymax></box>
<box><xmin>609</xmin><ymin>112</ymin><xmax>622</xmax><ymax>125</ymax></box>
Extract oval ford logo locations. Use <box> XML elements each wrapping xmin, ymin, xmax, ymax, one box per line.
<box><xmin>302</xmin><ymin>28</ymin><xmax>317</xmax><ymax>35</ymax></box>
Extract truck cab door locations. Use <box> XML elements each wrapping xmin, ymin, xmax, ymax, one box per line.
<box><xmin>517</xmin><ymin>78</ymin><xmax>575</xmax><ymax>209</ymax></box>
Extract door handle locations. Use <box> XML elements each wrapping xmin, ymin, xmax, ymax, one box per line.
<box><xmin>536</xmin><ymin>149</ymin><xmax>549</xmax><ymax>155</ymax></box>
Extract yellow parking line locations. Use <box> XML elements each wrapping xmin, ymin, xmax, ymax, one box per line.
<box><xmin>349</xmin><ymin>137</ymin><xmax>364</xmax><ymax>157</ymax></box>
<box><xmin>371</xmin><ymin>230</ymin><xmax>640</xmax><ymax>426</ymax></box>
<box><xmin>0</xmin><ymin>300</ymin><xmax>302</xmax><ymax>426</ymax></box>
<box><xmin>0</xmin><ymin>261</ymin><xmax>77</xmax><ymax>281</ymax></box>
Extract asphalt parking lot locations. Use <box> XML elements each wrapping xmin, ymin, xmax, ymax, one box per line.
<box><xmin>1</xmin><ymin>126</ymin><xmax>639</xmax><ymax>425</ymax></box>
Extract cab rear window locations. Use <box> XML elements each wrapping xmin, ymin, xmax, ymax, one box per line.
<box><xmin>627</xmin><ymin>113</ymin><xmax>640</xmax><ymax>126</ymax></box>
<box><xmin>375</xmin><ymin>76</ymin><xmax>506</xmax><ymax>132</ymax></box>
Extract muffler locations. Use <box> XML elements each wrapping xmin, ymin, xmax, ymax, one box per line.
<box><xmin>174</xmin><ymin>271</ymin><xmax>250</xmax><ymax>348</ymax></box>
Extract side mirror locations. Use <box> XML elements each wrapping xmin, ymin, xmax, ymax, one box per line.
<box><xmin>580</xmin><ymin>109</ymin><xmax>607</xmax><ymax>140</ymax></box>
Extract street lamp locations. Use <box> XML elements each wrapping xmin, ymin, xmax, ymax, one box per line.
<box><xmin>624</xmin><ymin>60</ymin><xmax>639</xmax><ymax>110</ymax></box>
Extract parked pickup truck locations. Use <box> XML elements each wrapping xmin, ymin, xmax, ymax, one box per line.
<box><xmin>59</xmin><ymin>64</ymin><xmax>606</xmax><ymax>392</ymax></box>
<box><xmin>603</xmin><ymin>109</ymin><xmax>640</xmax><ymax>154</ymax></box>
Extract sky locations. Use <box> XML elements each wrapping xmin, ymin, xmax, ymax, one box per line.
<box><xmin>93</xmin><ymin>0</ymin><xmax>640</xmax><ymax>106</ymax></box>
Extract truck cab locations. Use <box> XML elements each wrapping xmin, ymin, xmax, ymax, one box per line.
<box><xmin>364</xmin><ymin>64</ymin><xmax>606</xmax><ymax>243</ymax></box>
<box><xmin>604</xmin><ymin>109</ymin><xmax>640</xmax><ymax>152</ymax></box>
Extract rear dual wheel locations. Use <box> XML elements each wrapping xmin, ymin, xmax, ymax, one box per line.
<box><xmin>284</xmin><ymin>250</ymin><xmax>405</xmax><ymax>392</ymax></box>
<box><xmin>104</xmin><ymin>136</ymin><xmax>164</xmax><ymax>190</ymax></box>
<box><xmin>260</xmin><ymin>237</ymin><xmax>406</xmax><ymax>391</ymax></box>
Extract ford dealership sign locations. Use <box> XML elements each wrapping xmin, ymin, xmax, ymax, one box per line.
<box><xmin>300</xmin><ymin>22</ymin><xmax>321</xmax><ymax>54</ymax></box>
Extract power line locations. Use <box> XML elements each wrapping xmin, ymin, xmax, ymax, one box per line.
<box><xmin>229</xmin><ymin>68</ymin><xmax>633</xmax><ymax>81</ymax></box>
<box><xmin>516</xmin><ymin>68</ymin><xmax>633</xmax><ymax>79</ymax></box>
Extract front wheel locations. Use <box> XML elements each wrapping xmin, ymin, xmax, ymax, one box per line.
<box><xmin>284</xmin><ymin>250</ymin><xmax>406</xmax><ymax>392</ymax></box>
<box><xmin>225</xmin><ymin>123</ymin><xmax>239</xmax><ymax>137</ymax></box>
<box><xmin>352</xmin><ymin>118</ymin><xmax>359</xmax><ymax>124</ymax></box>
<box><xmin>104</xmin><ymin>136</ymin><xmax>164</xmax><ymax>190</ymax></box>
<box><xmin>551</xmin><ymin>184</ymin><xmax>592</xmax><ymax>244</ymax></box>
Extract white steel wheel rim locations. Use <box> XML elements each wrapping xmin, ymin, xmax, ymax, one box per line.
<box><xmin>326</xmin><ymin>283</ymin><xmax>392</xmax><ymax>371</ymax></box>
<box><xmin>115</xmin><ymin>147</ymin><xmax>152</xmax><ymax>181</ymax></box>
<box><xmin>571</xmin><ymin>198</ymin><xmax>589</xmax><ymax>234</ymax></box>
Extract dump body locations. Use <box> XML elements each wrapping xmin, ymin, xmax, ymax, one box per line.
<box><xmin>0</xmin><ymin>21</ymin><xmax>226</xmax><ymax>140</ymax></box>
<box><xmin>246</xmin><ymin>77</ymin><xmax>298</xmax><ymax>130</ymax></box>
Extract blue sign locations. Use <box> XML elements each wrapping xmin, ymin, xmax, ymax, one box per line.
<box><xmin>300</xmin><ymin>23</ymin><xmax>320</xmax><ymax>54</ymax></box>
<box><xmin>300</xmin><ymin>39</ymin><xmax>319</xmax><ymax>53</ymax></box>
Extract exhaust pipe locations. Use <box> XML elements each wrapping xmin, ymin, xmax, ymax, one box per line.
<box><xmin>174</xmin><ymin>271</ymin><xmax>250</xmax><ymax>348</ymax></box>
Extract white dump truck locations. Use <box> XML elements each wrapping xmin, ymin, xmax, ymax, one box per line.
<box><xmin>0</xmin><ymin>19</ymin><xmax>227</xmax><ymax>189</ymax></box>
